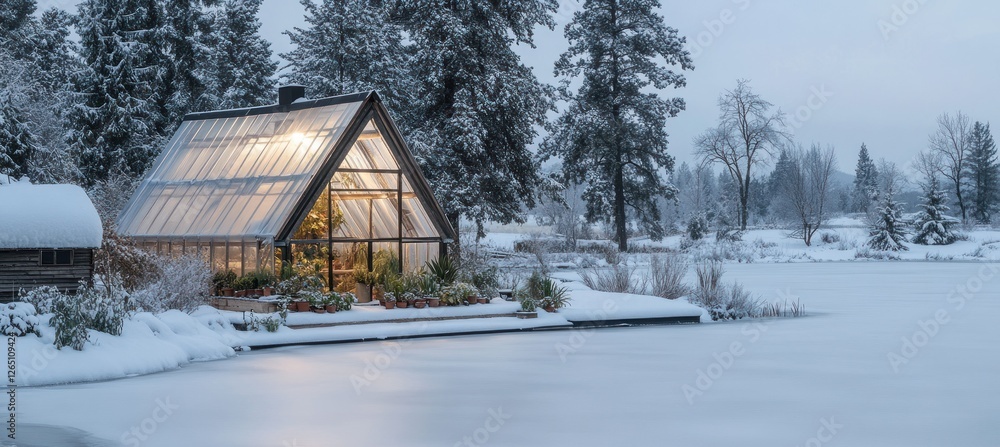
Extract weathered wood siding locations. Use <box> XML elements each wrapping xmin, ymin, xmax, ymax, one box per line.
<box><xmin>0</xmin><ymin>249</ymin><xmax>94</xmax><ymax>302</ymax></box>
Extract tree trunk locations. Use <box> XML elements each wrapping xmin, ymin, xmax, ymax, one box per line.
<box><xmin>447</xmin><ymin>211</ymin><xmax>461</xmax><ymax>265</ymax></box>
<box><xmin>954</xmin><ymin>183</ymin><xmax>967</xmax><ymax>223</ymax></box>
<box><xmin>739</xmin><ymin>188</ymin><xmax>750</xmax><ymax>231</ymax></box>
<box><xmin>615</xmin><ymin>164</ymin><xmax>627</xmax><ymax>252</ymax></box>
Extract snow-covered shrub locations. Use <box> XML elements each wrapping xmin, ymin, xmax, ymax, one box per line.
<box><xmin>130</xmin><ymin>254</ymin><xmax>212</xmax><ymax>313</ymax></box>
<box><xmin>854</xmin><ymin>247</ymin><xmax>901</xmax><ymax>261</ymax></box>
<box><xmin>49</xmin><ymin>296</ymin><xmax>89</xmax><ymax>350</ymax></box>
<box><xmin>686</xmin><ymin>215</ymin><xmax>708</xmax><ymax>241</ymax></box>
<box><xmin>648</xmin><ymin>254</ymin><xmax>689</xmax><ymax>300</ymax></box>
<box><xmin>19</xmin><ymin>285</ymin><xmax>65</xmax><ymax>314</ymax></box>
<box><xmin>0</xmin><ymin>302</ymin><xmax>41</xmax><ymax>337</ymax></box>
<box><xmin>581</xmin><ymin>260</ymin><xmax>646</xmax><ymax>294</ymax></box>
<box><xmin>820</xmin><ymin>232</ymin><xmax>841</xmax><ymax>244</ymax></box>
<box><xmin>244</xmin><ymin>311</ymin><xmax>282</xmax><ymax>333</ymax></box>
<box><xmin>76</xmin><ymin>285</ymin><xmax>127</xmax><ymax>336</ymax></box>
<box><xmin>691</xmin><ymin>262</ymin><xmax>763</xmax><ymax>321</ymax></box>
<box><xmin>94</xmin><ymin>229</ymin><xmax>158</xmax><ymax>292</ymax></box>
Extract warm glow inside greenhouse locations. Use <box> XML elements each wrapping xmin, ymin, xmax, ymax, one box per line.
<box><xmin>116</xmin><ymin>88</ymin><xmax>456</xmax><ymax>289</ymax></box>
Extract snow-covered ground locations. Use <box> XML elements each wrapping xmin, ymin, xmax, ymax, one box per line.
<box><xmin>16</xmin><ymin>262</ymin><xmax>1000</xmax><ymax>446</ymax></box>
<box><xmin>481</xmin><ymin>216</ymin><xmax>1000</xmax><ymax>264</ymax></box>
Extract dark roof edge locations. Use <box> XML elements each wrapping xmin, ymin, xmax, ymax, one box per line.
<box><xmin>183</xmin><ymin>91</ymin><xmax>375</xmax><ymax>121</ymax></box>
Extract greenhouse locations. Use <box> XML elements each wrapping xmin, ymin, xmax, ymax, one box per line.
<box><xmin>116</xmin><ymin>87</ymin><xmax>456</xmax><ymax>288</ymax></box>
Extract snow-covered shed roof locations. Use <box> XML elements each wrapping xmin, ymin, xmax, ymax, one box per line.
<box><xmin>0</xmin><ymin>181</ymin><xmax>104</xmax><ymax>249</ymax></box>
<box><xmin>116</xmin><ymin>91</ymin><xmax>456</xmax><ymax>244</ymax></box>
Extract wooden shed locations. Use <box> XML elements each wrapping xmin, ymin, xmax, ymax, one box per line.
<box><xmin>0</xmin><ymin>180</ymin><xmax>103</xmax><ymax>301</ymax></box>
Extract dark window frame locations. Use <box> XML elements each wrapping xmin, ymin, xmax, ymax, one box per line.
<box><xmin>39</xmin><ymin>249</ymin><xmax>74</xmax><ymax>266</ymax></box>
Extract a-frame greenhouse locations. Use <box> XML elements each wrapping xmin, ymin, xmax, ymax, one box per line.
<box><xmin>117</xmin><ymin>87</ymin><xmax>456</xmax><ymax>288</ymax></box>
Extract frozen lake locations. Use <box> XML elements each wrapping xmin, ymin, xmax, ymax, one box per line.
<box><xmin>17</xmin><ymin>262</ymin><xmax>1000</xmax><ymax>446</ymax></box>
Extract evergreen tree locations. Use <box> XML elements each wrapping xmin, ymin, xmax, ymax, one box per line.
<box><xmin>203</xmin><ymin>0</ymin><xmax>276</xmax><ymax>109</ymax></box>
<box><xmin>852</xmin><ymin>143</ymin><xmax>879</xmax><ymax>213</ymax></box>
<box><xmin>868</xmin><ymin>195</ymin><xmax>908</xmax><ymax>251</ymax></box>
<box><xmin>397</xmin><ymin>0</ymin><xmax>558</xmax><ymax>239</ymax></box>
<box><xmin>0</xmin><ymin>0</ymin><xmax>35</xmax><ymax>55</ymax></box>
<box><xmin>542</xmin><ymin>0</ymin><xmax>693</xmax><ymax>251</ymax></box>
<box><xmin>912</xmin><ymin>175</ymin><xmax>957</xmax><ymax>245</ymax></box>
<box><xmin>966</xmin><ymin>122</ymin><xmax>998</xmax><ymax>224</ymax></box>
<box><xmin>68</xmin><ymin>0</ymin><xmax>165</xmax><ymax>185</ymax></box>
<box><xmin>0</xmin><ymin>79</ymin><xmax>35</xmax><ymax>178</ymax></box>
<box><xmin>159</xmin><ymin>0</ymin><xmax>218</xmax><ymax>122</ymax></box>
<box><xmin>283</xmin><ymin>0</ymin><xmax>408</xmax><ymax>109</ymax></box>
<box><xmin>767</xmin><ymin>148</ymin><xmax>796</xmax><ymax>221</ymax></box>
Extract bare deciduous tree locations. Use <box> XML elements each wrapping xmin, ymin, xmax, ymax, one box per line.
<box><xmin>695</xmin><ymin>79</ymin><xmax>788</xmax><ymax>230</ymax></box>
<box><xmin>929</xmin><ymin>111</ymin><xmax>972</xmax><ymax>222</ymax></box>
<box><xmin>778</xmin><ymin>143</ymin><xmax>837</xmax><ymax>246</ymax></box>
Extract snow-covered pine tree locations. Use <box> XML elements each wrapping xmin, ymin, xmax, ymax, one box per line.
<box><xmin>0</xmin><ymin>75</ymin><xmax>36</xmax><ymax>178</ymax></box>
<box><xmin>868</xmin><ymin>166</ymin><xmax>908</xmax><ymax>251</ymax></box>
<box><xmin>397</xmin><ymin>0</ymin><xmax>558</xmax><ymax>239</ymax></box>
<box><xmin>283</xmin><ymin>0</ymin><xmax>408</xmax><ymax>109</ymax></box>
<box><xmin>68</xmin><ymin>0</ymin><xmax>165</xmax><ymax>185</ymax></box>
<box><xmin>965</xmin><ymin>122</ymin><xmax>998</xmax><ymax>224</ymax></box>
<box><xmin>542</xmin><ymin>0</ymin><xmax>693</xmax><ymax>251</ymax></box>
<box><xmin>912</xmin><ymin>174</ymin><xmax>957</xmax><ymax>245</ymax></box>
<box><xmin>852</xmin><ymin>143</ymin><xmax>879</xmax><ymax>214</ymax></box>
<box><xmin>767</xmin><ymin>148</ymin><xmax>796</xmax><ymax>221</ymax></box>
<box><xmin>0</xmin><ymin>3</ymin><xmax>81</xmax><ymax>183</ymax></box>
<box><xmin>158</xmin><ymin>0</ymin><xmax>218</xmax><ymax>122</ymax></box>
<box><xmin>203</xmin><ymin>0</ymin><xmax>276</xmax><ymax>110</ymax></box>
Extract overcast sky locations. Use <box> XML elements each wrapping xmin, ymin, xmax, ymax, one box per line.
<box><xmin>259</xmin><ymin>1</ymin><xmax>995</xmax><ymax>174</ymax></box>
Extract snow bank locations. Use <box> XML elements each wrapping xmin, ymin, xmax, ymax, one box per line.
<box><xmin>0</xmin><ymin>180</ymin><xmax>103</xmax><ymax>249</ymax></box>
<box><xmin>15</xmin><ymin>307</ymin><xmax>236</xmax><ymax>387</ymax></box>
<box><xmin>559</xmin><ymin>281</ymin><xmax>705</xmax><ymax>322</ymax></box>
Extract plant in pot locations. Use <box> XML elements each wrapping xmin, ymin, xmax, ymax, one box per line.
<box><xmin>539</xmin><ymin>278</ymin><xmax>570</xmax><ymax>313</ymax></box>
<box><xmin>304</xmin><ymin>290</ymin><xmax>326</xmax><ymax>313</ymax></box>
<box><xmin>383</xmin><ymin>292</ymin><xmax>397</xmax><ymax>309</ymax></box>
<box><xmin>324</xmin><ymin>292</ymin><xmax>340</xmax><ymax>313</ymax></box>
<box><xmin>426</xmin><ymin>255</ymin><xmax>458</xmax><ymax>285</ymax></box>
<box><xmin>353</xmin><ymin>270</ymin><xmax>374</xmax><ymax>303</ymax></box>
<box><xmin>337</xmin><ymin>292</ymin><xmax>355</xmax><ymax>312</ymax></box>
<box><xmin>212</xmin><ymin>270</ymin><xmax>237</xmax><ymax>297</ymax></box>
<box><xmin>420</xmin><ymin>275</ymin><xmax>441</xmax><ymax>307</ymax></box>
<box><xmin>449</xmin><ymin>282</ymin><xmax>478</xmax><ymax>305</ymax></box>
<box><xmin>515</xmin><ymin>296</ymin><xmax>538</xmax><ymax>319</ymax></box>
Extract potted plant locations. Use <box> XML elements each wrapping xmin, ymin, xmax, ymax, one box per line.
<box><xmin>426</xmin><ymin>255</ymin><xmax>458</xmax><ymax>285</ymax></box>
<box><xmin>337</xmin><ymin>293</ymin><xmax>355</xmax><ymax>312</ymax></box>
<box><xmin>354</xmin><ymin>270</ymin><xmax>374</xmax><ymax>303</ymax></box>
<box><xmin>324</xmin><ymin>292</ymin><xmax>339</xmax><ymax>313</ymax></box>
<box><xmin>304</xmin><ymin>291</ymin><xmax>326</xmax><ymax>313</ymax></box>
<box><xmin>449</xmin><ymin>282</ymin><xmax>478</xmax><ymax>305</ymax></box>
<box><xmin>539</xmin><ymin>278</ymin><xmax>570</xmax><ymax>313</ymax></box>
<box><xmin>383</xmin><ymin>292</ymin><xmax>397</xmax><ymax>309</ymax></box>
<box><xmin>477</xmin><ymin>295</ymin><xmax>489</xmax><ymax>305</ymax></box>
<box><xmin>419</xmin><ymin>275</ymin><xmax>441</xmax><ymax>307</ymax></box>
<box><xmin>407</xmin><ymin>292</ymin><xmax>425</xmax><ymax>308</ymax></box>
<box><xmin>516</xmin><ymin>297</ymin><xmax>538</xmax><ymax>319</ymax></box>
<box><xmin>212</xmin><ymin>270</ymin><xmax>237</xmax><ymax>297</ymax></box>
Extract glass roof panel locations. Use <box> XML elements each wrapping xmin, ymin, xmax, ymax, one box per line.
<box><xmin>117</xmin><ymin>100</ymin><xmax>363</xmax><ymax>240</ymax></box>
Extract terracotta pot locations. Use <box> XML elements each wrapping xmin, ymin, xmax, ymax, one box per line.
<box><xmin>355</xmin><ymin>283</ymin><xmax>372</xmax><ymax>303</ymax></box>
<box><xmin>222</xmin><ymin>288</ymin><xmax>234</xmax><ymax>297</ymax></box>
<box><xmin>325</xmin><ymin>304</ymin><xmax>338</xmax><ymax>313</ymax></box>
<box><xmin>283</xmin><ymin>301</ymin><xmax>296</xmax><ymax>312</ymax></box>
<box><xmin>384</xmin><ymin>300</ymin><xmax>396</xmax><ymax>309</ymax></box>
<box><xmin>312</xmin><ymin>307</ymin><xmax>326</xmax><ymax>314</ymax></box>
<box><xmin>413</xmin><ymin>300</ymin><xmax>426</xmax><ymax>309</ymax></box>
<box><xmin>427</xmin><ymin>298</ymin><xmax>440</xmax><ymax>308</ymax></box>
<box><xmin>477</xmin><ymin>297</ymin><xmax>488</xmax><ymax>304</ymax></box>
<box><xmin>466</xmin><ymin>295</ymin><xmax>478</xmax><ymax>305</ymax></box>
<box><xmin>262</xmin><ymin>287</ymin><xmax>273</xmax><ymax>296</ymax></box>
<box><xmin>253</xmin><ymin>289</ymin><xmax>264</xmax><ymax>297</ymax></box>
<box><xmin>396</xmin><ymin>300</ymin><xmax>409</xmax><ymax>309</ymax></box>
<box><xmin>544</xmin><ymin>305</ymin><xmax>556</xmax><ymax>313</ymax></box>
<box><xmin>294</xmin><ymin>301</ymin><xmax>311</xmax><ymax>312</ymax></box>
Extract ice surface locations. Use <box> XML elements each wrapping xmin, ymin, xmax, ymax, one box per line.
<box><xmin>16</xmin><ymin>262</ymin><xmax>1000</xmax><ymax>446</ymax></box>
